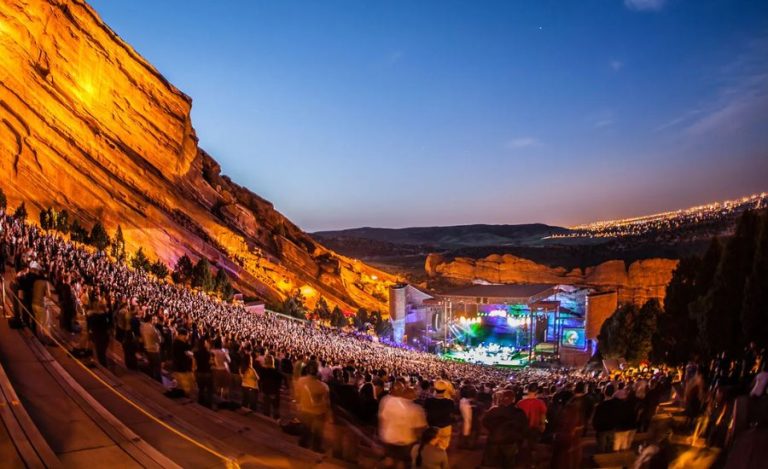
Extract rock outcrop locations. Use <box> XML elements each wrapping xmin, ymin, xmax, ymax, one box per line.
<box><xmin>0</xmin><ymin>0</ymin><xmax>396</xmax><ymax>311</ymax></box>
<box><xmin>426</xmin><ymin>253</ymin><xmax>678</xmax><ymax>304</ymax></box>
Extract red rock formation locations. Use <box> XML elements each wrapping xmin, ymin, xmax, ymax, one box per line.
<box><xmin>0</xmin><ymin>0</ymin><xmax>397</xmax><ymax>311</ymax></box>
<box><xmin>426</xmin><ymin>253</ymin><xmax>678</xmax><ymax>304</ymax></box>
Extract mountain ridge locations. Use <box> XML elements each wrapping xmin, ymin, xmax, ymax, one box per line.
<box><xmin>0</xmin><ymin>0</ymin><xmax>396</xmax><ymax>312</ymax></box>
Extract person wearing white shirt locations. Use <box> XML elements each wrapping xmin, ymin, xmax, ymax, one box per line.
<box><xmin>379</xmin><ymin>382</ymin><xmax>427</xmax><ymax>469</ymax></box>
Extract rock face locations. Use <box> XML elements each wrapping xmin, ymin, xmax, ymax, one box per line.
<box><xmin>426</xmin><ymin>253</ymin><xmax>678</xmax><ymax>304</ymax></box>
<box><xmin>0</xmin><ymin>0</ymin><xmax>396</xmax><ymax>311</ymax></box>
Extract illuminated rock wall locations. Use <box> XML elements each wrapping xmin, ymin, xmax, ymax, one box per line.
<box><xmin>0</xmin><ymin>0</ymin><xmax>396</xmax><ymax>311</ymax></box>
<box><xmin>426</xmin><ymin>253</ymin><xmax>678</xmax><ymax>305</ymax></box>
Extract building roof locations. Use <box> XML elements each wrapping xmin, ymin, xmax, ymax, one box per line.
<box><xmin>439</xmin><ymin>283</ymin><xmax>557</xmax><ymax>300</ymax></box>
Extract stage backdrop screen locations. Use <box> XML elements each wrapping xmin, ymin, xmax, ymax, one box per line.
<box><xmin>560</xmin><ymin>328</ymin><xmax>586</xmax><ymax>349</ymax></box>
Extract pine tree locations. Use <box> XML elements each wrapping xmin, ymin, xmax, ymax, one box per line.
<box><xmin>375</xmin><ymin>318</ymin><xmax>393</xmax><ymax>340</ymax></box>
<box><xmin>694</xmin><ymin>211</ymin><xmax>760</xmax><ymax>358</ymax></box>
<box><xmin>191</xmin><ymin>258</ymin><xmax>214</xmax><ymax>291</ymax></box>
<box><xmin>330</xmin><ymin>306</ymin><xmax>347</xmax><ymax>328</ymax></box>
<box><xmin>39</xmin><ymin>208</ymin><xmax>51</xmax><ymax>229</ymax></box>
<box><xmin>313</xmin><ymin>297</ymin><xmax>331</xmax><ymax>322</ymax></box>
<box><xmin>741</xmin><ymin>212</ymin><xmax>768</xmax><ymax>347</ymax></box>
<box><xmin>220</xmin><ymin>281</ymin><xmax>235</xmax><ymax>302</ymax></box>
<box><xmin>282</xmin><ymin>290</ymin><xmax>307</xmax><ymax>319</ymax></box>
<box><xmin>150</xmin><ymin>259</ymin><xmax>169</xmax><ymax>279</ymax></box>
<box><xmin>354</xmin><ymin>308</ymin><xmax>369</xmax><ymax>330</ymax></box>
<box><xmin>88</xmin><ymin>221</ymin><xmax>111</xmax><ymax>251</ymax></box>
<box><xmin>13</xmin><ymin>202</ymin><xmax>27</xmax><ymax>220</ymax></box>
<box><xmin>69</xmin><ymin>220</ymin><xmax>88</xmax><ymax>243</ymax></box>
<box><xmin>131</xmin><ymin>247</ymin><xmax>151</xmax><ymax>272</ymax></box>
<box><xmin>628</xmin><ymin>299</ymin><xmax>661</xmax><ymax>363</ymax></box>
<box><xmin>172</xmin><ymin>254</ymin><xmax>194</xmax><ymax>285</ymax></box>
<box><xmin>214</xmin><ymin>268</ymin><xmax>229</xmax><ymax>292</ymax></box>
<box><xmin>598</xmin><ymin>303</ymin><xmax>638</xmax><ymax>360</ymax></box>
<box><xmin>110</xmin><ymin>225</ymin><xmax>126</xmax><ymax>262</ymax></box>
<box><xmin>56</xmin><ymin>210</ymin><xmax>70</xmax><ymax>233</ymax></box>
<box><xmin>651</xmin><ymin>257</ymin><xmax>701</xmax><ymax>365</ymax></box>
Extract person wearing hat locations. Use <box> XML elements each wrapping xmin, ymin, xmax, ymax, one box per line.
<box><xmin>424</xmin><ymin>380</ymin><xmax>456</xmax><ymax>450</ymax></box>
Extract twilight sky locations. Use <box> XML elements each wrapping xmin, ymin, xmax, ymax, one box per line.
<box><xmin>89</xmin><ymin>0</ymin><xmax>768</xmax><ymax>231</ymax></box>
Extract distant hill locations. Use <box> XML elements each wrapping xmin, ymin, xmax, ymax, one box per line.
<box><xmin>313</xmin><ymin>193</ymin><xmax>767</xmax><ymax>280</ymax></box>
<box><xmin>314</xmin><ymin>223</ymin><xmax>571</xmax><ymax>249</ymax></box>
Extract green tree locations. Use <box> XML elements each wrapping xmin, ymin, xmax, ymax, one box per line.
<box><xmin>627</xmin><ymin>299</ymin><xmax>661</xmax><ymax>363</ymax></box>
<box><xmin>693</xmin><ymin>211</ymin><xmax>760</xmax><ymax>358</ymax></box>
<box><xmin>353</xmin><ymin>308</ymin><xmax>369</xmax><ymax>330</ymax></box>
<box><xmin>131</xmin><ymin>247</ymin><xmax>151</xmax><ymax>272</ymax></box>
<box><xmin>282</xmin><ymin>290</ymin><xmax>307</xmax><ymax>319</ymax></box>
<box><xmin>741</xmin><ymin>212</ymin><xmax>768</xmax><ymax>347</ymax></box>
<box><xmin>172</xmin><ymin>254</ymin><xmax>194</xmax><ymax>285</ymax></box>
<box><xmin>214</xmin><ymin>267</ymin><xmax>229</xmax><ymax>292</ymax></box>
<box><xmin>39</xmin><ymin>208</ymin><xmax>51</xmax><ymax>230</ymax></box>
<box><xmin>598</xmin><ymin>303</ymin><xmax>638</xmax><ymax>360</ymax></box>
<box><xmin>88</xmin><ymin>221</ymin><xmax>111</xmax><ymax>251</ymax></box>
<box><xmin>150</xmin><ymin>259</ymin><xmax>169</xmax><ymax>279</ymax></box>
<box><xmin>330</xmin><ymin>306</ymin><xmax>348</xmax><ymax>328</ymax></box>
<box><xmin>110</xmin><ymin>225</ymin><xmax>126</xmax><ymax>262</ymax></box>
<box><xmin>375</xmin><ymin>318</ymin><xmax>393</xmax><ymax>340</ymax></box>
<box><xmin>313</xmin><ymin>297</ymin><xmax>331</xmax><ymax>322</ymax></box>
<box><xmin>191</xmin><ymin>258</ymin><xmax>214</xmax><ymax>291</ymax></box>
<box><xmin>0</xmin><ymin>187</ymin><xmax>6</xmax><ymax>210</ymax></box>
<box><xmin>55</xmin><ymin>209</ymin><xmax>70</xmax><ymax>233</ymax></box>
<box><xmin>69</xmin><ymin>220</ymin><xmax>88</xmax><ymax>243</ymax></box>
<box><xmin>213</xmin><ymin>267</ymin><xmax>235</xmax><ymax>300</ymax></box>
<box><xmin>651</xmin><ymin>257</ymin><xmax>701</xmax><ymax>365</ymax></box>
<box><xmin>13</xmin><ymin>202</ymin><xmax>27</xmax><ymax>221</ymax></box>
<box><xmin>220</xmin><ymin>280</ymin><xmax>235</xmax><ymax>302</ymax></box>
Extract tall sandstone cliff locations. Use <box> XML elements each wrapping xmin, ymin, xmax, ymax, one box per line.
<box><xmin>426</xmin><ymin>253</ymin><xmax>678</xmax><ymax>305</ymax></box>
<box><xmin>0</xmin><ymin>0</ymin><xmax>396</xmax><ymax>311</ymax></box>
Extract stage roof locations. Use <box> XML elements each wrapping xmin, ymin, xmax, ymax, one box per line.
<box><xmin>439</xmin><ymin>284</ymin><xmax>557</xmax><ymax>300</ymax></box>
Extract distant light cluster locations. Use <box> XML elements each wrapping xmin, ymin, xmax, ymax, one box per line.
<box><xmin>548</xmin><ymin>192</ymin><xmax>767</xmax><ymax>240</ymax></box>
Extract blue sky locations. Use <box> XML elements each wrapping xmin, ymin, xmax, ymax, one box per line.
<box><xmin>89</xmin><ymin>0</ymin><xmax>768</xmax><ymax>231</ymax></box>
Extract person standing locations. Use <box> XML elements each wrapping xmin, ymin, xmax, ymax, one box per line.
<box><xmin>482</xmin><ymin>389</ymin><xmax>529</xmax><ymax>468</ymax></box>
<box><xmin>140</xmin><ymin>315</ymin><xmax>163</xmax><ymax>381</ymax></box>
<box><xmin>171</xmin><ymin>328</ymin><xmax>194</xmax><ymax>397</ymax></box>
<box><xmin>259</xmin><ymin>355</ymin><xmax>283</xmax><ymax>419</ymax></box>
<box><xmin>210</xmin><ymin>338</ymin><xmax>231</xmax><ymax>403</ymax></box>
<box><xmin>411</xmin><ymin>427</ymin><xmax>448</xmax><ymax>469</ymax></box>
<box><xmin>518</xmin><ymin>382</ymin><xmax>547</xmax><ymax>434</ymax></box>
<box><xmin>193</xmin><ymin>339</ymin><xmax>214</xmax><ymax>407</ymax></box>
<box><xmin>379</xmin><ymin>382</ymin><xmax>427</xmax><ymax>469</ymax></box>
<box><xmin>86</xmin><ymin>293</ymin><xmax>111</xmax><ymax>367</ymax></box>
<box><xmin>424</xmin><ymin>380</ymin><xmax>455</xmax><ymax>450</ymax></box>
<box><xmin>295</xmin><ymin>361</ymin><xmax>330</xmax><ymax>452</ymax></box>
<box><xmin>240</xmin><ymin>354</ymin><xmax>260</xmax><ymax>411</ymax></box>
<box><xmin>593</xmin><ymin>384</ymin><xmax>619</xmax><ymax>453</ymax></box>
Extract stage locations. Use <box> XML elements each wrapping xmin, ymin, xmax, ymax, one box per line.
<box><xmin>442</xmin><ymin>343</ymin><xmax>530</xmax><ymax>368</ymax></box>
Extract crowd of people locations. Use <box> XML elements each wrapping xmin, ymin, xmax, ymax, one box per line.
<box><xmin>1</xmin><ymin>209</ymin><xmax>767</xmax><ymax>468</ymax></box>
